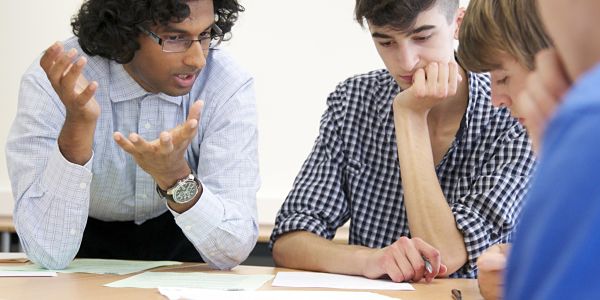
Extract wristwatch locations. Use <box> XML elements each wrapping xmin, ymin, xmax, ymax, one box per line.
<box><xmin>156</xmin><ymin>173</ymin><xmax>200</xmax><ymax>204</ymax></box>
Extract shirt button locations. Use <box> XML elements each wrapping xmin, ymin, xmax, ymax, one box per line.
<box><xmin>144</xmin><ymin>123</ymin><xmax>152</xmax><ymax>129</ymax></box>
<box><xmin>69</xmin><ymin>229</ymin><xmax>77</xmax><ymax>236</ymax></box>
<box><xmin>185</xmin><ymin>225</ymin><xmax>192</xmax><ymax>231</ymax></box>
<box><xmin>79</xmin><ymin>183</ymin><xmax>87</xmax><ymax>189</ymax></box>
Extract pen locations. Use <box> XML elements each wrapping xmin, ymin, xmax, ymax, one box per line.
<box><xmin>451</xmin><ymin>288</ymin><xmax>462</xmax><ymax>300</ymax></box>
<box><xmin>422</xmin><ymin>256</ymin><xmax>433</xmax><ymax>274</ymax></box>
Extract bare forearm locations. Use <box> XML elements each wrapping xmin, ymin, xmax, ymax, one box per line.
<box><xmin>272</xmin><ymin>231</ymin><xmax>372</xmax><ymax>275</ymax></box>
<box><xmin>394</xmin><ymin>110</ymin><xmax>467</xmax><ymax>272</ymax></box>
<box><xmin>58</xmin><ymin>116</ymin><xmax>96</xmax><ymax>165</ymax></box>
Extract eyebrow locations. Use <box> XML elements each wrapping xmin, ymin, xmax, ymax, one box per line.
<box><xmin>159</xmin><ymin>22</ymin><xmax>214</xmax><ymax>34</ymax></box>
<box><xmin>371</xmin><ymin>25</ymin><xmax>436</xmax><ymax>38</ymax></box>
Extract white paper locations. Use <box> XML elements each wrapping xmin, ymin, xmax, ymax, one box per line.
<box><xmin>0</xmin><ymin>271</ymin><xmax>57</xmax><ymax>277</ymax></box>
<box><xmin>106</xmin><ymin>272</ymin><xmax>273</xmax><ymax>290</ymax></box>
<box><xmin>0</xmin><ymin>252</ymin><xmax>29</xmax><ymax>263</ymax></box>
<box><xmin>158</xmin><ymin>287</ymin><xmax>399</xmax><ymax>300</ymax></box>
<box><xmin>271</xmin><ymin>272</ymin><xmax>414</xmax><ymax>291</ymax></box>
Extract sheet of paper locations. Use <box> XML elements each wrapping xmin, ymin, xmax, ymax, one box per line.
<box><xmin>272</xmin><ymin>272</ymin><xmax>414</xmax><ymax>291</ymax></box>
<box><xmin>0</xmin><ymin>271</ymin><xmax>57</xmax><ymax>277</ymax></box>
<box><xmin>0</xmin><ymin>252</ymin><xmax>29</xmax><ymax>263</ymax></box>
<box><xmin>0</xmin><ymin>259</ymin><xmax>181</xmax><ymax>275</ymax></box>
<box><xmin>159</xmin><ymin>287</ymin><xmax>399</xmax><ymax>300</ymax></box>
<box><xmin>105</xmin><ymin>272</ymin><xmax>273</xmax><ymax>290</ymax></box>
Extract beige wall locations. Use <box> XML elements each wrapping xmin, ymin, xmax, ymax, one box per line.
<box><xmin>0</xmin><ymin>0</ymin><xmax>470</xmax><ymax>222</ymax></box>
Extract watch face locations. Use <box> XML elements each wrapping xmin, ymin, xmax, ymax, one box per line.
<box><xmin>173</xmin><ymin>180</ymin><xmax>198</xmax><ymax>203</ymax></box>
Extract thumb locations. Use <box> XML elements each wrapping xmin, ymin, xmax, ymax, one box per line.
<box><xmin>188</xmin><ymin>100</ymin><xmax>204</xmax><ymax>122</ymax></box>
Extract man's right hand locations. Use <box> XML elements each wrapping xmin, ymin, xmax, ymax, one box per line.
<box><xmin>41</xmin><ymin>42</ymin><xmax>100</xmax><ymax>165</ymax></box>
<box><xmin>40</xmin><ymin>42</ymin><xmax>100</xmax><ymax>123</ymax></box>
<box><xmin>362</xmin><ymin>237</ymin><xmax>447</xmax><ymax>283</ymax></box>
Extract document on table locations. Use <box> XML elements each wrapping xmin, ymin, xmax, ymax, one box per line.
<box><xmin>159</xmin><ymin>287</ymin><xmax>399</xmax><ymax>300</ymax></box>
<box><xmin>0</xmin><ymin>252</ymin><xmax>29</xmax><ymax>263</ymax></box>
<box><xmin>272</xmin><ymin>272</ymin><xmax>414</xmax><ymax>290</ymax></box>
<box><xmin>105</xmin><ymin>272</ymin><xmax>273</xmax><ymax>290</ymax></box>
<box><xmin>0</xmin><ymin>271</ymin><xmax>57</xmax><ymax>277</ymax></box>
<box><xmin>0</xmin><ymin>258</ymin><xmax>182</xmax><ymax>275</ymax></box>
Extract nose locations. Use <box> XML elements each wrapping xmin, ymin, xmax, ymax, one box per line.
<box><xmin>183</xmin><ymin>41</ymin><xmax>207</xmax><ymax>69</ymax></box>
<box><xmin>491</xmin><ymin>87</ymin><xmax>513</xmax><ymax>108</ymax></box>
<box><xmin>397</xmin><ymin>44</ymin><xmax>419</xmax><ymax>72</ymax></box>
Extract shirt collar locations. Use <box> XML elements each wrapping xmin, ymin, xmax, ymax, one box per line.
<box><xmin>108</xmin><ymin>61</ymin><xmax>183</xmax><ymax>105</ymax></box>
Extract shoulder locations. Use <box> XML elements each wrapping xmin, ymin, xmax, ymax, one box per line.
<box><xmin>193</xmin><ymin>48</ymin><xmax>253</xmax><ymax>98</ymax></box>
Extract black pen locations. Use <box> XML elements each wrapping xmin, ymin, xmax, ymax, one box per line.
<box><xmin>451</xmin><ymin>288</ymin><xmax>462</xmax><ymax>300</ymax></box>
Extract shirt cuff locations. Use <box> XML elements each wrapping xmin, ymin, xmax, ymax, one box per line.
<box><xmin>41</xmin><ymin>144</ymin><xmax>94</xmax><ymax>201</ymax></box>
<box><xmin>168</xmin><ymin>182</ymin><xmax>225</xmax><ymax>262</ymax></box>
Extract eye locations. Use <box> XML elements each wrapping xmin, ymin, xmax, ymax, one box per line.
<box><xmin>165</xmin><ymin>34</ymin><xmax>186</xmax><ymax>41</ymax></box>
<box><xmin>496</xmin><ymin>75</ymin><xmax>509</xmax><ymax>85</ymax></box>
<box><xmin>377</xmin><ymin>40</ymin><xmax>394</xmax><ymax>47</ymax></box>
<box><xmin>413</xmin><ymin>35</ymin><xmax>432</xmax><ymax>42</ymax></box>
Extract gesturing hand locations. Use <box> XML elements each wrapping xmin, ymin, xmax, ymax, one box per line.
<box><xmin>113</xmin><ymin>100</ymin><xmax>204</xmax><ymax>189</ymax></box>
<box><xmin>363</xmin><ymin>237</ymin><xmax>447</xmax><ymax>283</ymax></box>
<box><xmin>393</xmin><ymin>61</ymin><xmax>463</xmax><ymax>115</ymax></box>
<box><xmin>40</xmin><ymin>42</ymin><xmax>99</xmax><ymax>123</ymax></box>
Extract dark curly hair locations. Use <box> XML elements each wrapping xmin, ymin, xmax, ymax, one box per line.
<box><xmin>72</xmin><ymin>0</ymin><xmax>244</xmax><ymax>64</ymax></box>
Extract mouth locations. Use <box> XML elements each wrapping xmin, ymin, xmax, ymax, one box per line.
<box><xmin>173</xmin><ymin>72</ymin><xmax>198</xmax><ymax>88</ymax></box>
<box><xmin>398</xmin><ymin>75</ymin><xmax>413</xmax><ymax>83</ymax></box>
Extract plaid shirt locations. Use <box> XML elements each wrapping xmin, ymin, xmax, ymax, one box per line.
<box><xmin>270</xmin><ymin>69</ymin><xmax>535</xmax><ymax>278</ymax></box>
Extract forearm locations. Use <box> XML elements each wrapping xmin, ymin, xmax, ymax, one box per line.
<box><xmin>58</xmin><ymin>116</ymin><xmax>96</xmax><ymax>165</ymax></box>
<box><xmin>12</xmin><ymin>146</ymin><xmax>92</xmax><ymax>269</ymax></box>
<box><xmin>394</xmin><ymin>109</ymin><xmax>467</xmax><ymax>272</ymax></box>
<box><xmin>272</xmin><ymin>231</ymin><xmax>372</xmax><ymax>276</ymax></box>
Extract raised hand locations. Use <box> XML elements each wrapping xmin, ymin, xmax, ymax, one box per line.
<box><xmin>113</xmin><ymin>100</ymin><xmax>204</xmax><ymax>189</ymax></box>
<box><xmin>517</xmin><ymin>49</ymin><xmax>571</xmax><ymax>152</ymax></box>
<box><xmin>393</xmin><ymin>61</ymin><xmax>462</xmax><ymax>114</ymax></box>
<box><xmin>40</xmin><ymin>42</ymin><xmax>99</xmax><ymax>123</ymax></box>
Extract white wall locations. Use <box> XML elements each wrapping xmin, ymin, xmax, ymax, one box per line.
<box><xmin>0</xmin><ymin>0</ymin><xmax>469</xmax><ymax>222</ymax></box>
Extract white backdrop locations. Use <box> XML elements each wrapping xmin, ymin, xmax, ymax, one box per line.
<box><xmin>0</xmin><ymin>0</ymin><xmax>469</xmax><ymax>223</ymax></box>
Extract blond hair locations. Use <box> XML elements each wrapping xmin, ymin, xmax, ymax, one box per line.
<box><xmin>457</xmin><ymin>0</ymin><xmax>552</xmax><ymax>72</ymax></box>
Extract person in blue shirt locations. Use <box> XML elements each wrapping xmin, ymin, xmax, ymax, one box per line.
<box><xmin>504</xmin><ymin>0</ymin><xmax>600</xmax><ymax>299</ymax></box>
<box><xmin>6</xmin><ymin>0</ymin><xmax>259</xmax><ymax>270</ymax></box>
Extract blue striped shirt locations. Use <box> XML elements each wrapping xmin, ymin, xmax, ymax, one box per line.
<box><xmin>6</xmin><ymin>36</ymin><xmax>260</xmax><ymax>270</ymax></box>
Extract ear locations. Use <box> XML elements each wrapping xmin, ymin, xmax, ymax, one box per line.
<box><xmin>454</xmin><ymin>7</ymin><xmax>466</xmax><ymax>40</ymax></box>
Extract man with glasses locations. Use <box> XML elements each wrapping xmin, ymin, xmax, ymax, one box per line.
<box><xmin>6</xmin><ymin>0</ymin><xmax>259</xmax><ymax>270</ymax></box>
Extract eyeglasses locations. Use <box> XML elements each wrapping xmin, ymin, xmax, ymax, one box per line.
<box><xmin>138</xmin><ymin>24</ymin><xmax>224</xmax><ymax>53</ymax></box>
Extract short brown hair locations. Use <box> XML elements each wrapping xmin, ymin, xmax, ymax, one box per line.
<box><xmin>355</xmin><ymin>0</ymin><xmax>459</xmax><ymax>33</ymax></box>
<box><xmin>457</xmin><ymin>0</ymin><xmax>552</xmax><ymax>72</ymax></box>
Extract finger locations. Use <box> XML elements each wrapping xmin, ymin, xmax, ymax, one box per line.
<box><xmin>383</xmin><ymin>255</ymin><xmax>406</xmax><ymax>283</ymax></box>
<box><xmin>517</xmin><ymin>90</ymin><xmax>544</xmax><ymax>148</ymax></box>
<box><xmin>448</xmin><ymin>61</ymin><xmax>459</xmax><ymax>95</ymax></box>
<box><xmin>477</xmin><ymin>252</ymin><xmax>507</xmax><ymax>271</ymax></box>
<box><xmin>526</xmin><ymin>73</ymin><xmax>556</xmax><ymax>120</ymax></box>
<box><xmin>402</xmin><ymin>239</ymin><xmax>427</xmax><ymax>282</ymax></box>
<box><xmin>536</xmin><ymin>49</ymin><xmax>571</xmax><ymax>98</ymax></box>
<box><xmin>437</xmin><ymin>62</ymin><xmax>449</xmax><ymax>98</ymax></box>
<box><xmin>113</xmin><ymin>132</ymin><xmax>136</xmax><ymax>154</ymax></box>
<box><xmin>187</xmin><ymin>100</ymin><xmax>204</xmax><ymax>123</ymax></box>
<box><xmin>40</xmin><ymin>42</ymin><xmax>63</xmax><ymax>73</ymax></box>
<box><xmin>426</xmin><ymin>62</ymin><xmax>439</xmax><ymax>96</ymax></box>
<box><xmin>158</xmin><ymin>131</ymin><xmax>174</xmax><ymax>155</ymax></box>
<box><xmin>128</xmin><ymin>133</ymin><xmax>153</xmax><ymax>154</ymax></box>
<box><xmin>62</xmin><ymin>57</ymin><xmax>87</xmax><ymax>96</ymax></box>
<box><xmin>412</xmin><ymin>68</ymin><xmax>427</xmax><ymax>97</ymax></box>
<box><xmin>413</xmin><ymin>238</ymin><xmax>442</xmax><ymax>283</ymax></box>
<box><xmin>48</xmin><ymin>48</ymin><xmax>78</xmax><ymax>88</ymax></box>
<box><xmin>74</xmin><ymin>81</ymin><xmax>98</xmax><ymax>107</ymax></box>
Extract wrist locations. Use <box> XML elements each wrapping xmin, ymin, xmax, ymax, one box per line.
<box><xmin>155</xmin><ymin>164</ymin><xmax>192</xmax><ymax>191</ymax></box>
